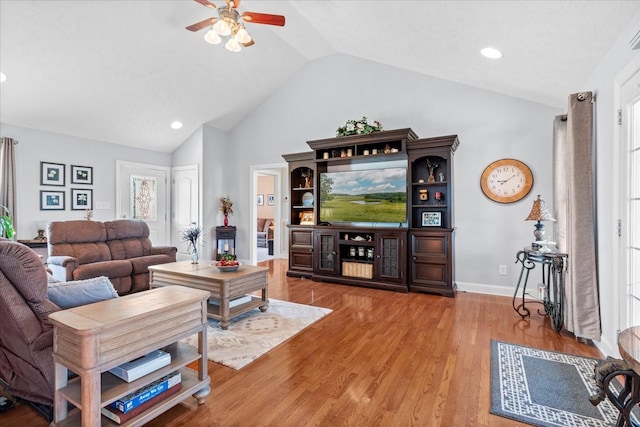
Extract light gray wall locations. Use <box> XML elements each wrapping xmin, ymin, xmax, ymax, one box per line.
<box><xmin>0</xmin><ymin>123</ymin><xmax>171</xmax><ymax>239</ymax></box>
<box><xmin>579</xmin><ymin>8</ymin><xmax>640</xmax><ymax>356</ymax></box>
<box><xmin>202</xmin><ymin>125</ymin><xmax>234</xmax><ymax>261</ymax></box>
<box><xmin>223</xmin><ymin>53</ymin><xmax>563</xmax><ymax>289</ymax></box>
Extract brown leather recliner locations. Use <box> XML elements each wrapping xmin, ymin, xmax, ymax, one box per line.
<box><xmin>0</xmin><ymin>240</ymin><xmax>58</xmax><ymax>406</ymax></box>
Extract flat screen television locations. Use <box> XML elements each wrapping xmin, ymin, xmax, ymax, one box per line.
<box><xmin>319</xmin><ymin>161</ymin><xmax>407</xmax><ymax>226</ymax></box>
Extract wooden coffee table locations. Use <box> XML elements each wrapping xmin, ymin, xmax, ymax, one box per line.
<box><xmin>149</xmin><ymin>261</ymin><xmax>269</xmax><ymax>330</ymax></box>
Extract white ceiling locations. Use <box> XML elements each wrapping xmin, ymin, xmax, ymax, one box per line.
<box><xmin>1</xmin><ymin>1</ymin><xmax>638</xmax><ymax>153</ymax></box>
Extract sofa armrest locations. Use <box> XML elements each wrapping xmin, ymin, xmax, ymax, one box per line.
<box><xmin>46</xmin><ymin>256</ymin><xmax>79</xmax><ymax>281</ymax></box>
<box><xmin>149</xmin><ymin>246</ymin><xmax>177</xmax><ymax>260</ymax></box>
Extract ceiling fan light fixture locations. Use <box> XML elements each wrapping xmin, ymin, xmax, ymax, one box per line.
<box><xmin>213</xmin><ymin>18</ymin><xmax>231</xmax><ymax>36</ymax></box>
<box><xmin>204</xmin><ymin>29</ymin><xmax>222</xmax><ymax>44</ymax></box>
<box><xmin>225</xmin><ymin>38</ymin><xmax>242</xmax><ymax>52</ymax></box>
<box><xmin>234</xmin><ymin>27</ymin><xmax>251</xmax><ymax>44</ymax></box>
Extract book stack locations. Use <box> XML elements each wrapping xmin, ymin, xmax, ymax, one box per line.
<box><xmin>108</xmin><ymin>349</ymin><xmax>171</xmax><ymax>383</ymax></box>
<box><xmin>101</xmin><ymin>371</ymin><xmax>182</xmax><ymax>424</ymax></box>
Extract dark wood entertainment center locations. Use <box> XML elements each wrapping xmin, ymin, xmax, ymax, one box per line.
<box><xmin>282</xmin><ymin>128</ymin><xmax>459</xmax><ymax>297</ymax></box>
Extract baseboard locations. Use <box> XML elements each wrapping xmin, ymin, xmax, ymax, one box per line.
<box><xmin>456</xmin><ymin>281</ymin><xmax>514</xmax><ymax>297</ymax></box>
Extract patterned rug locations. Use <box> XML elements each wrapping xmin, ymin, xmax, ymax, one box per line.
<box><xmin>183</xmin><ymin>299</ymin><xmax>332</xmax><ymax>370</ymax></box>
<box><xmin>490</xmin><ymin>340</ymin><xmax>619</xmax><ymax>426</ymax></box>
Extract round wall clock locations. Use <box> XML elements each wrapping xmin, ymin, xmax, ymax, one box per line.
<box><xmin>480</xmin><ymin>158</ymin><xmax>534</xmax><ymax>203</ymax></box>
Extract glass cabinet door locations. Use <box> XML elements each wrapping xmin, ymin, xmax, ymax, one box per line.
<box><xmin>377</xmin><ymin>234</ymin><xmax>404</xmax><ymax>282</ymax></box>
<box><xmin>314</xmin><ymin>230</ymin><xmax>338</xmax><ymax>275</ymax></box>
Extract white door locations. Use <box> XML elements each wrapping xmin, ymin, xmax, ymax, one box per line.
<box><xmin>618</xmin><ymin>61</ymin><xmax>640</xmax><ymax>329</ymax></box>
<box><xmin>116</xmin><ymin>161</ymin><xmax>170</xmax><ymax>245</ymax></box>
<box><xmin>172</xmin><ymin>165</ymin><xmax>199</xmax><ymax>259</ymax></box>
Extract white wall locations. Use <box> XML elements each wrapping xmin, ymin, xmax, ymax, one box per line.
<box><xmin>223</xmin><ymin>53</ymin><xmax>563</xmax><ymax>289</ymax></box>
<box><xmin>0</xmin><ymin>123</ymin><xmax>171</xmax><ymax>239</ymax></box>
<box><xmin>579</xmin><ymin>9</ymin><xmax>640</xmax><ymax>356</ymax></box>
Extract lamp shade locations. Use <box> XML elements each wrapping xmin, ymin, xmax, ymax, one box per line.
<box><xmin>525</xmin><ymin>195</ymin><xmax>556</xmax><ymax>222</ymax></box>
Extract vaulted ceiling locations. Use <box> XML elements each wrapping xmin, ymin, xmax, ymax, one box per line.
<box><xmin>1</xmin><ymin>1</ymin><xmax>638</xmax><ymax>153</ymax></box>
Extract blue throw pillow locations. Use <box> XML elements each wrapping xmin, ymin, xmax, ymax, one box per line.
<box><xmin>47</xmin><ymin>276</ymin><xmax>118</xmax><ymax>309</ymax></box>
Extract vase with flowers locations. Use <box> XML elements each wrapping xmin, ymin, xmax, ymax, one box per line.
<box><xmin>181</xmin><ymin>222</ymin><xmax>202</xmax><ymax>264</ymax></box>
<box><xmin>220</xmin><ymin>196</ymin><xmax>233</xmax><ymax>227</ymax></box>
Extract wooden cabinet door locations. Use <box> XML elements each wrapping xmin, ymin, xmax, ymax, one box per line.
<box><xmin>409</xmin><ymin>230</ymin><xmax>454</xmax><ymax>296</ymax></box>
<box><xmin>288</xmin><ymin>227</ymin><xmax>314</xmax><ymax>276</ymax></box>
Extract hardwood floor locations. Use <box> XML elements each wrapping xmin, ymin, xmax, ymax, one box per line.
<box><xmin>1</xmin><ymin>259</ymin><xmax>603</xmax><ymax>426</ymax></box>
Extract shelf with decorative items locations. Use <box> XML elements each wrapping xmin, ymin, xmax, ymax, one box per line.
<box><xmin>407</xmin><ymin>135</ymin><xmax>460</xmax><ymax>297</ymax></box>
<box><xmin>309</xmin><ymin>128</ymin><xmax>418</xmax><ymax>164</ymax></box>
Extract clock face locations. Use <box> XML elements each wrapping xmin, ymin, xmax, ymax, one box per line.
<box><xmin>480</xmin><ymin>159</ymin><xmax>533</xmax><ymax>203</ymax></box>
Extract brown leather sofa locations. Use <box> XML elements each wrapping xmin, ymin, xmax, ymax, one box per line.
<box><xmin>0</xmin><ymin>240</ymin><xmax>59</xmax><ymax>406</ymax></box>
<box><xmin>47</xmin><ymin>219</ymin><xmax>177</xmax><ymax>295</ymax></box>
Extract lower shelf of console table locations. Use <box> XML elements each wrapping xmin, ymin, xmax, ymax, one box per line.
<box><xmin>49</xmin><ymin>286</ymin><xmax>211</xmax><ymax>427</ymax></box>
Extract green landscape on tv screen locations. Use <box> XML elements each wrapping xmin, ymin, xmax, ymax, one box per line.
<box><xmin>319</xmin><ymin>167</ymin><xmax>407</xmax><ymax>224</ymax></box>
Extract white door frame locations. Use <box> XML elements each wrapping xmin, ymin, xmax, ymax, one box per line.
<box><xmin>115</xmin><ymin>160</ymin><xmax>171</xmax><ymax>245</ymax></box>
<box><xmin>249</xmin><ymin>163</ymin><xmax>285</xmax><ymax>265</ymax></box>
<box><xmin>614</xmin><ymin>54</ymin><xmax>640</xmax><ymax>334</ymax></box>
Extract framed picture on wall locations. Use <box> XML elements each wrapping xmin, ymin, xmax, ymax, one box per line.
<box><xmin>71</xmin><ymin>188</ymin><xmax>93</xmax><ymax>210</ymax></box>
<box><xmin>267</xmin><ymin>194</ymin><xmax>275</xmax><ymax>206</ymax></box>
<box><xmin>257</xmin><ymin>194</ymin><xmax>264</xmax><ymax>206</ymax></box>
<box><xmin>40</xmin><ymin>190</ymin><xmax>65</xmax><ymax>210</ymax></box>
<box><xmin>71</xmin><ymin>165</ymin><xmax>93</xmax><ymax>185</ymax></box>
<box><xmin>40</xmin><ymin>162</ymin><xmax>65</xmax><ymax>186</ymax></box>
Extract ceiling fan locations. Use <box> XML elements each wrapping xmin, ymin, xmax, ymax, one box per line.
<box><xmin>186</xmin><ymin>0</ymin><xmax>285</xmax><ymax>52</ymax></box>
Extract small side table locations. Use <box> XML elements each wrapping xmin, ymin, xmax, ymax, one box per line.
<box><xmin>216</xmin><ymin>226</ymin><xmax>236</xmax><ymax>259</ymax></box>
<box><xmin>512</xmin><ymin>247</ymin><xmax>568</xmax><ymax>332</ymax></box>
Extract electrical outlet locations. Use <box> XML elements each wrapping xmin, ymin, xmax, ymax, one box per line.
<box><xmin>499</xmin><ymin>265</ymin><xmax>507</xmax><ymax>275</ymax></box>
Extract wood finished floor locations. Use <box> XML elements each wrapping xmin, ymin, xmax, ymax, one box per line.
<box><xmin>2</xmin><ymin>259</ymin><xmax>603</xmax><ymax>426</ymax></box>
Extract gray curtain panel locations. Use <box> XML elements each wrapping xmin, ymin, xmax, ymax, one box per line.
<box><xmin>0</xmin><ymin>137</ymin><xmax>17</xmax><ymax>234</ymax></box>
<box><xmin>553</xmin><ymin>92</ymin><xmax>601</xmax><ymax>340</ymax></box>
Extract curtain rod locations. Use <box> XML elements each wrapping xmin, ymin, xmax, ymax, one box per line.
<box><xmin>0</xmin><ymin>138</ymin><xmax>18</xmax><ymax>144</ymax></box>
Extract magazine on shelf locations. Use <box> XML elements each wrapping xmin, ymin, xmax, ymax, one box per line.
<box><xmin>101</xmin><ymin>383</ymin><xmax>183</xmax><ymax>423</ymax></box>
<box><xmin>108</xmin><ymin>349</ymin><xmax>171</xmax><ymax>383</ymax></box>
<box><xmin>111</xmin><ymin>371</ymin><xmax>181</xmax><ymax>413</ymax></box>
<box><xmin>208</xmin><ymin>294</ymin><xmax>252</xmax><ymax>308</ymax></box>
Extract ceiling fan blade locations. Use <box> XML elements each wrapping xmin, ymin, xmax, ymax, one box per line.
<box><xmin>242</xmin><ymin>11</ymin><xmax>285</xmax><ymax>26</ymax></box>
<box><xmin>226</xmin><ymin>0</ymin><xmax>241</xmax><ymax>8</ymax></box>
<box><xmin>186</xmin><ymin>17</ymin><xmax>217</xmax><ymax>32</ymax></box>
<box><xmin>194</xmin><ymin>0</ymin><xmax>217</xmax><ymax>9</ymax></box>
<box><xmin>242</xmin><ymin>39</ymin><xmax>255</xmax><ymax>48</ymax></box>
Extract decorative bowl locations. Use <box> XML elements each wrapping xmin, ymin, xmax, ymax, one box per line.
<box><xmin>216</xmin><ymin>264</ymin><xmax>240</xmax><ymax>272</ymax></box>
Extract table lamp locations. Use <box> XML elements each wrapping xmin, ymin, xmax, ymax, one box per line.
<box><xmin>525</xmin><ymin>195</ymin><xmax>556</xmax><ymax>249</ymax></box>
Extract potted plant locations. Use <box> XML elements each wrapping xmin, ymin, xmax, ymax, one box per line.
<box><xmin>0</xmin><ymin>205</ymin><xmax>15</xmax><ymax>239</ymax></box>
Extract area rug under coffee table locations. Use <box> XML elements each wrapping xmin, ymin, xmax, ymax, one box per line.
<box><xmin>183</xmin><ymin>299</ymin><xmax>332</xmax><ymax>370</ymax></box>
<box><xmin>491</xmin><ymin>340</ymin><xmax>620</xmax><ymax>427</ymax></box>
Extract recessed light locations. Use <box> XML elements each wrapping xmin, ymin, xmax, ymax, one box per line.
<box><xmin>481</xmin><ymin>47</ymin><xmax>502</xmax><ymax>59</ymax></box>
<box><xmin>0</xmin><ymin>72</ymin><xmax>6</xmax><ymax>83</ymax></box>
<box><xmin>170</xmin><ymin>121</ymin><xmax>183</xmax><ymax>130</ymax></box>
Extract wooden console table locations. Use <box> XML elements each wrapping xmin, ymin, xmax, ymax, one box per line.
<box><xmin>49</xmin><ymin>286</ymin><xmax>211</xmax><ymax>427</ymax></box>
<box><xmin>512</xmin><ymin>247</ymin><xmax>568</xmax><ymax>332</ymax></box>
<box><xmin>149</xmin><ymin>261</ymin><xmax>269</xmax><ymax>330</ymax></box>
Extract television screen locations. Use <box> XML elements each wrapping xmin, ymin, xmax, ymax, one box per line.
<box><xmin>319</xmin><ymin>162</ymin><xmax>407</xmax><ymax>225</ymax></box>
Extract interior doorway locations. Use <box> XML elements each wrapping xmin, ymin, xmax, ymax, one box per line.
<box><xmin>250</xmin><ymin>164</ymin><xmax>286</xmax><ymax>265</ymax></box>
